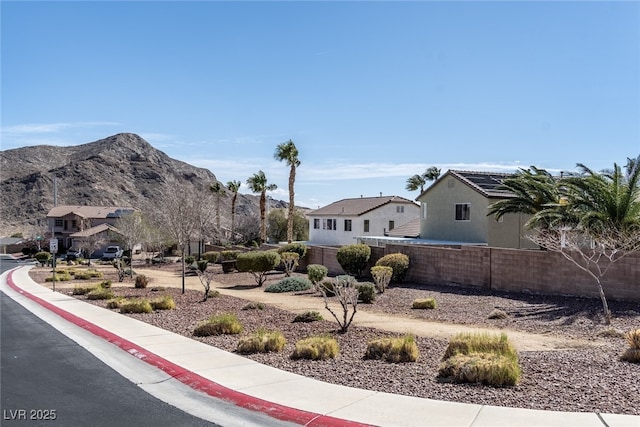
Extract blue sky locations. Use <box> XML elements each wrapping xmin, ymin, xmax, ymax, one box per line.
<box><xmin>2</xmin><ymin>1</ymin><xmax>639</xmax><ymax>209</ymax></box>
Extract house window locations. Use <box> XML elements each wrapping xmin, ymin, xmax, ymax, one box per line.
<box><xmin>364</xmin><ymin>220</ymin><xmax>370</xmax><ymax>233</ymax></box>
<box><xmin>455</xmin><ymin>203</ymin><xmax>471</xmax><ymax>221</ymax></box>
<box><xmin>396</xmin><ymin>206</ymin><xmax>404</xmax><ymax>213</ymax></box>
<box><xmin>421</xmin><ymin>203</ymin><xmax>427</xmax><ymax>219</ymax></box>
<box><xmin>72</xmin><ymin>220</ymin><xmax>77</xmax><ymax>229</ymax></box>
<box><xmin>344</xmin><ymin>219</ymin><xmax>352</xmax><ymax>231</ymax></box>
<box><xmin>389</xmin><ymin>221</ymin><xmax>395</xmax><ymax>230</ymax></box>
<box><xmin>314</xmin><ymin>218</ymin><xmax>320</xmax><ymax>229</ymax></box>
<box><xmin>323</xmin><ymin>219</ymin><xmax>336</xmax><ymax>230</ymax></box>
<box><xmin>55</xmin><ymin>219</ymin><xmax>63</xmax><ymax>227</ymax></box>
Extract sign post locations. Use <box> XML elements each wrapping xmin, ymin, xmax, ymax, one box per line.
<box><xmin>49</xmin><ymin>239</ymin><xmax>58</xmax><ymax>292</ymax></box>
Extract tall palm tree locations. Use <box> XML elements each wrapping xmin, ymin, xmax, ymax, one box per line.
<box><xmin>406</xmin><ymin>166</ymin><xmax>441</xmax><ymax>193</ymax></box>
<box><xmin>274</xmin><ymin>139</ymin><xmax>300</xmax><ymax>243</ymax></box>
<box><xmin>226</xmin><ymin>180</ymin><xmax>241</xmax><ymax>239</ymax></box>
<box><xmin>246</xmin><ymin>170</ymin><xmax>277</xmax><ymax>244</ymax></box>
<box><xmin>209</xmin><ymin>182</ymin><xmax>227</xmax><ymax>230</ymax></box>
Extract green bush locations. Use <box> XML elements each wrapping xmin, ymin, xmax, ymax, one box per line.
<box><xmin>220</xmin><ymin>250</ymin><xmax>241</xmax><ymax>261</ymax></box>
<box><xmin>86</xmin><ymin>287</ymin><xmax>114</xmax><ymax>300</ymax></box>
<box><xmin>71</xmin><ymin>284</ymin><xmax>99</xmax><ymax>295</ymax></box>
<box><xmin>265</xmin><ymin>277</ymin><xmax>313</xmax><ymax>293</ymax></box>
<box><xmin>365</xmin><ymin>335</ymin><xmax>419</xmax><ymax>363</ymax></box>
<box><xmin>412</xmin><ymin>298</ymin><xmax>437</xmax><ymax>310</ymax></box>
<box><xmin>35</xmin><ymin>251</ymin><xmax>51</xmax><ymax>264</ymax></box>
<box><xmin>371</xmin><ymin>265</ymin><xmax>393</xmax><ymax>294</ymax></box>
<box><xmin>236</xmin><ymin>328</ymin><xmax>286</xmax><ymax>354</ymax></box>
<box><xmin>242</xmin><ymin>302</ymin><xmax>265</xmax><ymax>310</ymax></box>
<box><xmin>106</xmin><ymin>297</ymin><xmax>126</xmax><ymax>309</ymax></box>
<box><xmin>73</xmin><ymin>269</ymin><xmax>103</xmax><ymax>280</ymax></box>
<box><xmin>357</xmin><ymin>282</ymin><xmax>376</xmax><ymax>303</ymax></box>
<box><xmin>336</xmin><ymin>244</ymin><xmax>371</xmax><ymax>277</ymax></box>
<box><xmin>277</xmin><ymin>242</ymin><xmax>307</xmax><ymax>259</ymax></box>
<box><xmin>197</xmin><ymin>260</ymin><xmax>209</xmax><ymax>272</ymax></box>
<box><xmin>45</xmin><ymin>272</ymin><xmax>72</xmax><ymax>282</ymax></box>
<box><xmin>203</xmin><ymin>251</ymin><xmax>220</xmax><ymax>263</ymax></box>
<box><xmin>120</xmin><ymin>299</ymin><xmax>153</xmax><ymax>314</ymax></box>
<box><xmin>236</xmin><ymin>250</ymin><xmax>281</xmax><ymax>286</ymax></box>
<box><xmin>193</xmin><ymin>313</ymin><xmax>243</xmax><ymax>336</ymax></box>
<box><xmin>135</xmin><ymin>274</ymin><xmax>148</xmax><ymax>289</ymax></box>
<box><xmin>375</xmin><ymin>253</ymin><xmax>410</xmax><ymax>283</ymax></box>
<box><xmin>307</xmin><ymin>264</ymin><xmax>328</xmax><ymax>291</ymax></box>
<box><xmin>185</xmin><ymin>255</ymin><xmax>196</xmax><ymax>264</ymax></box>
<box><xmin>150</xmin><ymin>295</ymin><xmax>176</xmax><ymax>310</ymax></box>
<box><xmin>99</xmin><ymin>279</ymin><xmax>112</xmax><ymax>289</ymax></box>
<box><xmin>293</xmin><ymin>311</ymin><xmax>324</xmax><ymax>323</ymax></box>
<box><xmin>291</xmin><ymin>335</ymin><xmax>339</xmax><ymax>360</ymax></box>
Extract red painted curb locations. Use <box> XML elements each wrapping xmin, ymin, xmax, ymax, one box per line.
<box><xmin>5</xmin><ymin>269</ymin><xmax>374</xmax><ymax>427</ymax></box>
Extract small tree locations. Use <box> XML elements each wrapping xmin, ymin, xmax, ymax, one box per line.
<box><xmin>307</xmin><ymin>264</ymin><xmax>328</xmax><ymax>293</ymax></box>
<box><xmin>371</xmin><ymin>265</ymin><xmax>393</xmax><ymax>294</ymax></box>
<box><xmin>195</xmin><ymin>260</ymin><xmax>215</xmax><ymax>302</ymax></box>
<box><xmin>280</xmin><ymin>252</ymin><xmax>300</xmax><ymax>277</ymax></box>
<box><xmin>236</xmin><ymin>250</ymin><xmax>281</xmax><ymax>287</ymax></box>
<box><xmin>336</xmin><ymin>244</ymin><xmax>371</xmax><ymax>277</ymax></box>
<box><xmin>320</xmin><ymin>275</ymin><xmax>359</xmax><ymax>333</ymax></box>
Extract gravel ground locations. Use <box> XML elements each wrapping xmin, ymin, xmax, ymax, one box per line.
<box><xmin>29</xmin><ymin>264</ymin><xmax>640</xmax><ymax>415</ymax></box>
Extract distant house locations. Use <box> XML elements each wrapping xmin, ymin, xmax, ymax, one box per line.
<box><xmin>46</xmin><ymin>206</ymin><xmax>135</xmax><ymax>251</ymax></box>
<box><xmin>307</xmin><ymin>196</ymin><xmax>420</xmax><ymax>246</ymax></box>
<box><xmin>416</xmin><ymin>170</ymin><xmax>537</xmax><ymax>249</ymax></box>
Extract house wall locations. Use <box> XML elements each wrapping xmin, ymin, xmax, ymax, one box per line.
<box><xmin>300</xmin><ymin>244</ymin><xmax>640</xmax><ymax>302</ymax></box>
<box><xmin>48</xmin><ymin>215</ymin><xmax>119</xmax><ymax>248</ymax></box>
<box><xmin>486</xmin><ymin>211</ymin><xmax>538</xmax><ymax>249</ymax></box>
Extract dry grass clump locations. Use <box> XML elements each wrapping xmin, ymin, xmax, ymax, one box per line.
<box><xmin>106</xmin><ymin>297</ymin><xmax>127</xmax><ymax>309</ymax></box>
<box><xmin>412</xmin><ymin>298</ymin><xmax>437</xmax><ymax>309</ymax></box>
<box><xmin>487</xmin><ymin>309</ymin><xmax>509</xmax><ymax>320</ymax></box>
<box><xmin>293</xmin><ymin>311</ymin><xmax>324</xmax><ymax>323</ymax></box>
<box><xmin>236</xmin><ymin>328</ymin><xmax>286</xmax><ymax>354</ymax></box>
<box><xmin>45</xmin><ymin>272</ymin><xmax>72</xmax><ymax>282</ymax></box>
<box><xmin>438</xmin><ymin>332</ymin><xmax>521</xmax><ymax>387</ymax></box>
<box><xmin>86</xmin><ymin>287</ymin><xmax>114</xmax><ymax>300</ymax></box>
<box><xmin>193</xmin><ymin>313</ymin><xmax>243</xmax><ymax>337</ymax></box>
<box><xmin>134</xmin><ymin>274</ymin><xmax>149</xmax><ymax>289</ymax></box>
<box><xmin>150</xmin><ymin>295</ymin><xmax>176</xmax><ymax>311</ymax></box>
<box><xmin>621</xmin><ymin>329</ymin><xmax>640</xmax><ymax>363</ymax></box>
<box><xmin>365</xmin><ymin>335</ymin><xmax>419</xmax><ymax>363</ymax></box>
<box><xmin>242</xmin><ymin>302</ymin><xmax>265</xmax><ymax>310</ymax></box>
<box><xmin>291</xmin><ymin>335</ymin><xmax>339</xmax><ymax>360</ymax></box>
<box><xmin>120</xmin><ymin>299</ymin><xmax>153</xmax><ymax>314</ymax></box>
<box><xmin>72</xmin><ymin>284</ymin><xmax>100</xmax><ymax>295</ymax></box>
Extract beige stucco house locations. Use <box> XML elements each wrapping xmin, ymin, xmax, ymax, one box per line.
<box><xmin>416</xmin><ymin>170</ymin><xmax>538</xmax><ymax>249</ymax></box>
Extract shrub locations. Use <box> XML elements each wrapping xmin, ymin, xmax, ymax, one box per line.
<box><xmin>375</xmin><ymin>253</ymin><xmax>409</xmax><ymax>283</ymax></box>
<box><xmin>277</xmin><ymin>242</ymin><xmax>307</xmax><ymax>259</ymax></box>
<box><xmin>150</xmin><ymin>295</ymin><xmax>176</xmax><ymax>310</ymax></box>
<box><xmin>357</xmin><ymin>282</ymin><xmax>376</xmax><ymax>303</ymax></box>
<box><xmin>35</xmin><ymin>251</ymin><xmax>51</xmax><ymax>265</ymax></box>
<box><xmin>291</xmin><ymin>335</ymin><xmax>339</xmax><ymax>360</ymax></box>
<box><xmin>106</xmin><ymin>297</ymin><xmax>127</xmax><ymax>309</ymax></box>
<box><xmin>72</xmin><ymin>284</ymin><xmax>99</xmax><ymax>295</ymax></box>
<box><xmin>412</xmin><ymin>298</ymin><xmax>437</xmax><ymax>309</ymax></box>
<box><xmin>438</xmin><ymin>332</ymin><xmax>521</xmax><ymax>387</ymax></box>
<box><xmin>236</xmin><ymin>250</ymin><xmax>281</xmax><ymax>286</ymax></box>
<box><xmin>185</xmin><ymin>255</ymin><xmax>196</xmax><ymax>265</ymax></box>
<box><xmin>336</xmin><ymin>244</ymin><xmax>371</xmax><ymax>277</ymax></box>
<box><xmin>99</xmin><ymin>279</ymin><xmax>112</xmax><ymax>289</ymax></box>
<box><xmin>307</xmin><ymin>264</ymin><xmax>328</xmax><ymax>292</ymax></box>
<box><xmin>293</xmin><ymin>311</ymin><xmax>324</xmax><ymax>323</ymax></box>
<box><xmin>621</xmin><ymin>329</ymin><xmax>640</xmax><ymax>363</ymax></box>
<box><xmin>135</xmin><ymin>274</ymin><xmax>148</xmax><ymax>289</ymax></box>
<box><xmin>265</xmin><ymin>277</ymin><xmax>313</xmax><ymax>293</ymax></box>
<box><xmin>86</xmin><ymin>287</ymin><xmax>114</xmax><ymax>300</ymax></box>
<box><xmin>203</xmin><ymin>251</ymin><xmax>220</xmax><ymax>263</ymax></box>
<box><xmin>321</xmin><ymin>275</ymin><xmax>359</xmax><ymax>333</ymax></box>
<box><xmin>487</xmin><ymin>309</ymin><xmax>509</xmax><ymax>320</ymax></box>
<box><xmin>280</xmin><ymin>252</ymin><xmax>300</xmax><ymax>276</ymax></box>
<box><xmin>193</xmin><ymin>313</ymin><xmax>243</xmax><ymax>336</ymax></box>
<box><xmin>319</xmin><ymin>279</ymin><xmax>335</xmax><ymax>297</ymax></box>
<box><xmin>120</xmin><ymin>299</ymin><xmax>153</xmax><ymax>314</ymax></box>
<box><xmin>371</xmin><ymin>265</ymin><xmax>393</xmax><ymax>294</ymax></box>
<box><xmin>365</xmin><ymin>335</ymin><xmax>419</xmax><ymax>363</ymax></box>
<box><xmin>74</xmin><ymin>270</ymin><xmax>103</xmax><ymax>280</ymax></box>
<box><xmin>220</xmin><ymin>250</ymin><xmax>241</xmax><ymax>261</ymax></box>
<box><xmin>236</xmin><ymin>328</ymin><xmax>286</xmax><ymax>354</ymax></box>
<box><xmin>242</xmin><ymin>302</ymin><xmax>265</xmax><ymax>310</ymax></box>
<box><xmin>207</xmin><ymin>289</ymin><xmax>221</xmax><ymax>298</ymax></box>
<box><xmin>45</xmin><ymin>272</ymin><xmax>71</xmax><ymax>282</ymax></box>
<box><xmin>197</xmin><ymin>260</ymin><xmax>209</xmax><ymax>272</ymax></box>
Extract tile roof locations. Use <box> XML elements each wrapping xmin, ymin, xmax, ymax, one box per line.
<box><xmin>418</xmin><ymin>170</ymin><xmax>516</xmax><ymax>199</ymax></box>
<box><xmin>309</xmin><ymin>196</ymin><xmax>418</xmax><ymax>216</ymax></box>
<box><xmin>385</xmin><ymin>218</ymin><xmax>421</xmax><ymax>238</ymax></box>
<box><xmin>69</xmin><ymin>223</ymin><xmax>120</xmax><ymax>238</ymax></box>
<box><xmin>47</xmin><ymin>206</ymin><xmax>136</xmax><ymax>219</ymax></box>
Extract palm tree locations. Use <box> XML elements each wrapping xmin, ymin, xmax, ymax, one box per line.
<box><xmin>246</xmin><ymin>170</ymin><xmax>277</xmax><ymax>244</ymax></box>
<box><xmin>406</xmin><ymin>166</ymin><xmax>441</xmax><ymax>193</ymax></box>
<box><xmin>274</xmin><ymin>139</ymin><xmax>300</xmax><ymax>243</ymax></box>
<box><xmin>226</xmin><ymin>180</ymin><xmax>241</xmax><ymax>240</ymax></box>
<box><xmin>209</xmin><ymin>182</ymin><xmax>226</xmax><ymax>231</ymax></box>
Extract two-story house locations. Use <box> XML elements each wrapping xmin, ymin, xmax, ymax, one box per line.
<box><xmin>47</xmin><ymin>205</ymin><xmax>135</xmax><ymax>251</ymax></box>
<box><xmin>307</xmin><ymin>196</ymin><xmax>420</xmax><ymax>246</ymax></box>
<box><xmin>416</xmin><ymin>170</ymin><xmax>537</xmax><ymax>249</ymax></box>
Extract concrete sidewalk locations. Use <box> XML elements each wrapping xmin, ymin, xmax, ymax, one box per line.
<box><xmin>2</xmin><ymin>266</ymin><xmax>638</xmax><ymax>427</ymax></box>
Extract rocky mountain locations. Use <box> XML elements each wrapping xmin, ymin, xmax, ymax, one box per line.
<box><xmin>0</xmin><ymin>133</ymin><xmax>283</xmax><ymax>236</ymax></box>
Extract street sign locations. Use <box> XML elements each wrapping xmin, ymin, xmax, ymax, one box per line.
<box><xmin>49</xmin><ymin>239</ymin><xmax>58</xmax><ymax>253</ymax></box>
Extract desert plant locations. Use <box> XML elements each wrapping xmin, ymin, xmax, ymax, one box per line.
<box><xmin>86</xmin><ymin>287</ymin><xmax>114</xmax><ymax>300</ymax></box>
<box><xmin>150</xmin><ymin>295</ymin><xmax>176</xmax><ymax>310</ymax></box>
<box><xmin>293</xmin><ymin>311</ymin><xmax>324</xmax><ymax>323</ymax></box>
<box><xmin>73</xmin><ymin>270</ymin><xmax>103</xmax><ymax>280</ymax></box>
<box><xmin>280</xmin><ymin>251</ymin><xmax>300</xmax><ymax>276</ymax></box>
<box><xmin>370</xmin><ymin>265</ymin><xmax>393</xmax><ymax>294</ymax></box>
<box><xmin>621</xmin><ymin>328</ymin><xmax>640</xmax><ymax>363</ymax></box>
<box><xmin>242</xmin><ymin>302</ymin><xmax>265</xmax><ymax>310</ymax></box>
<box><xmin>265</xmin><ymin>277</ymin><xmax>312</xmax><ymax>293</ymax></box>
<box><xmin>365</xmin><ymin>335</ymin><xmax>419</xmax><ymax>363</ymax></box>
<box><xmin>45</xmin><ymin>272</ymin><xmax>72</xmax><ymax>282</ymax></box>
<box><xmin>236</xmin><ymin>328</ymin><xmax>286</xmax><ymax>354</ymax></box>
<box><xmin>320</xmin><ymin>275</ymin><xmax>359</xmax><ymax>333</ymax></box>
<box><xmin>99</xmin><ymin>279</ymin><xmax>112</xmax><ymax>289</ymax></box>
<box><xmin>336</xmin><ymin>244</ymin><xmax>371</xmax><ymax>277</ymax></box>
<box><xmin>106</xmin><ymin>297</ymin><xmax>127</xmax><ymax>309</ymax></box>
<box><xmin>236</xmin><ymin>250</ymin><xmax>281</xmax><ymax>286</ymax></box>
<box><xmin>357</xmin><ymin>282</ymin><xmax>376</xmax><ymax>303</ymax></box>
<box><xmin>35</xmin><ymin>251</ymin><xmax>51</xmax><ymax>265</ymax></box>
<box><xmin>120</xmin><ymin>299</ymin><xmax>153</xmax><ymax>314</ymax></box>
<box><xmin>207</xmin><ymin>289</ymin><xmax>221</xmax><ymax>298</ymax></box>
<box><xmin>71</xmin><ymin>284</ymin><xmax>99</xmax><ymax>295</ymax></box>
<box><xmin>291</xmin><ymin>335</ymin><xmax>339</xmax><ymax>360</ymax></box>
<box><xmin>319</xmin><ymin>279</ymin><xmax>336</xmax><ymax>297</ymax></box>
<box><xmin>202</xmin><ymin>251</ymin><xmax>220</xmax><ymax>263</ymax></box>
<box><xmin>487</xmin><ymin>309</ymin><xmax>509</xmax><ymax>320</ymax></box>
<box><xmin>185</xmin><ymin>255</ymin><xmax>196</xmax><ymax>265</ymax></box>
<box><xmin>307</xmin><ymin>264</ymin><xmax>328</xmax><ymax>292</ymax></box>
<box><xmin>193</xmin><ymin>313</ymin><xmax>243</xmax><ymax>336</ymax></box>
<box><xmin>195</xmin><ymin>260</ymin><xmax>216</xmax><ymax>302</ymax></box>
<box><xmin>220</xmin><ymin>250</ymin><xmax>241</xmax><ymax>261</ymax></box>
<box><xmin>375</xmin><ymin>253</ymin><xmax>410</xmax><ymax>283</ymax></box>
<box><xmin>277</xmin><ymin>242</ymin><xmax>307</xmax><ymax>259</ymax></box>
<box><xmin>412</xmin><ymin>298</ymin><xmax>437</xmax><ymax>309</ymax></box>
<box><xmin>135</xmin><ymin>274</ymin><xmax>148</xmax><ymax>289</ymax></box>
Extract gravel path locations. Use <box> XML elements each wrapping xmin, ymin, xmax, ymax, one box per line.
<box><xmin>30</xmin><ymin>264</ymin><xmax>640</xmax><ymax>415</ymax></box>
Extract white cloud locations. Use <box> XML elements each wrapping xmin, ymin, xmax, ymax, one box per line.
<box><xmin>2</xmin><ymin>121</ymin><xmax>120</xmax><ymax>135</ymax></box>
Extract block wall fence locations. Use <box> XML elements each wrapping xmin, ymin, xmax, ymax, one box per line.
<box><xmin>295</xmin><ymin>244</ymin><xmax>640</xmax><ymax>303</ymax></box>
